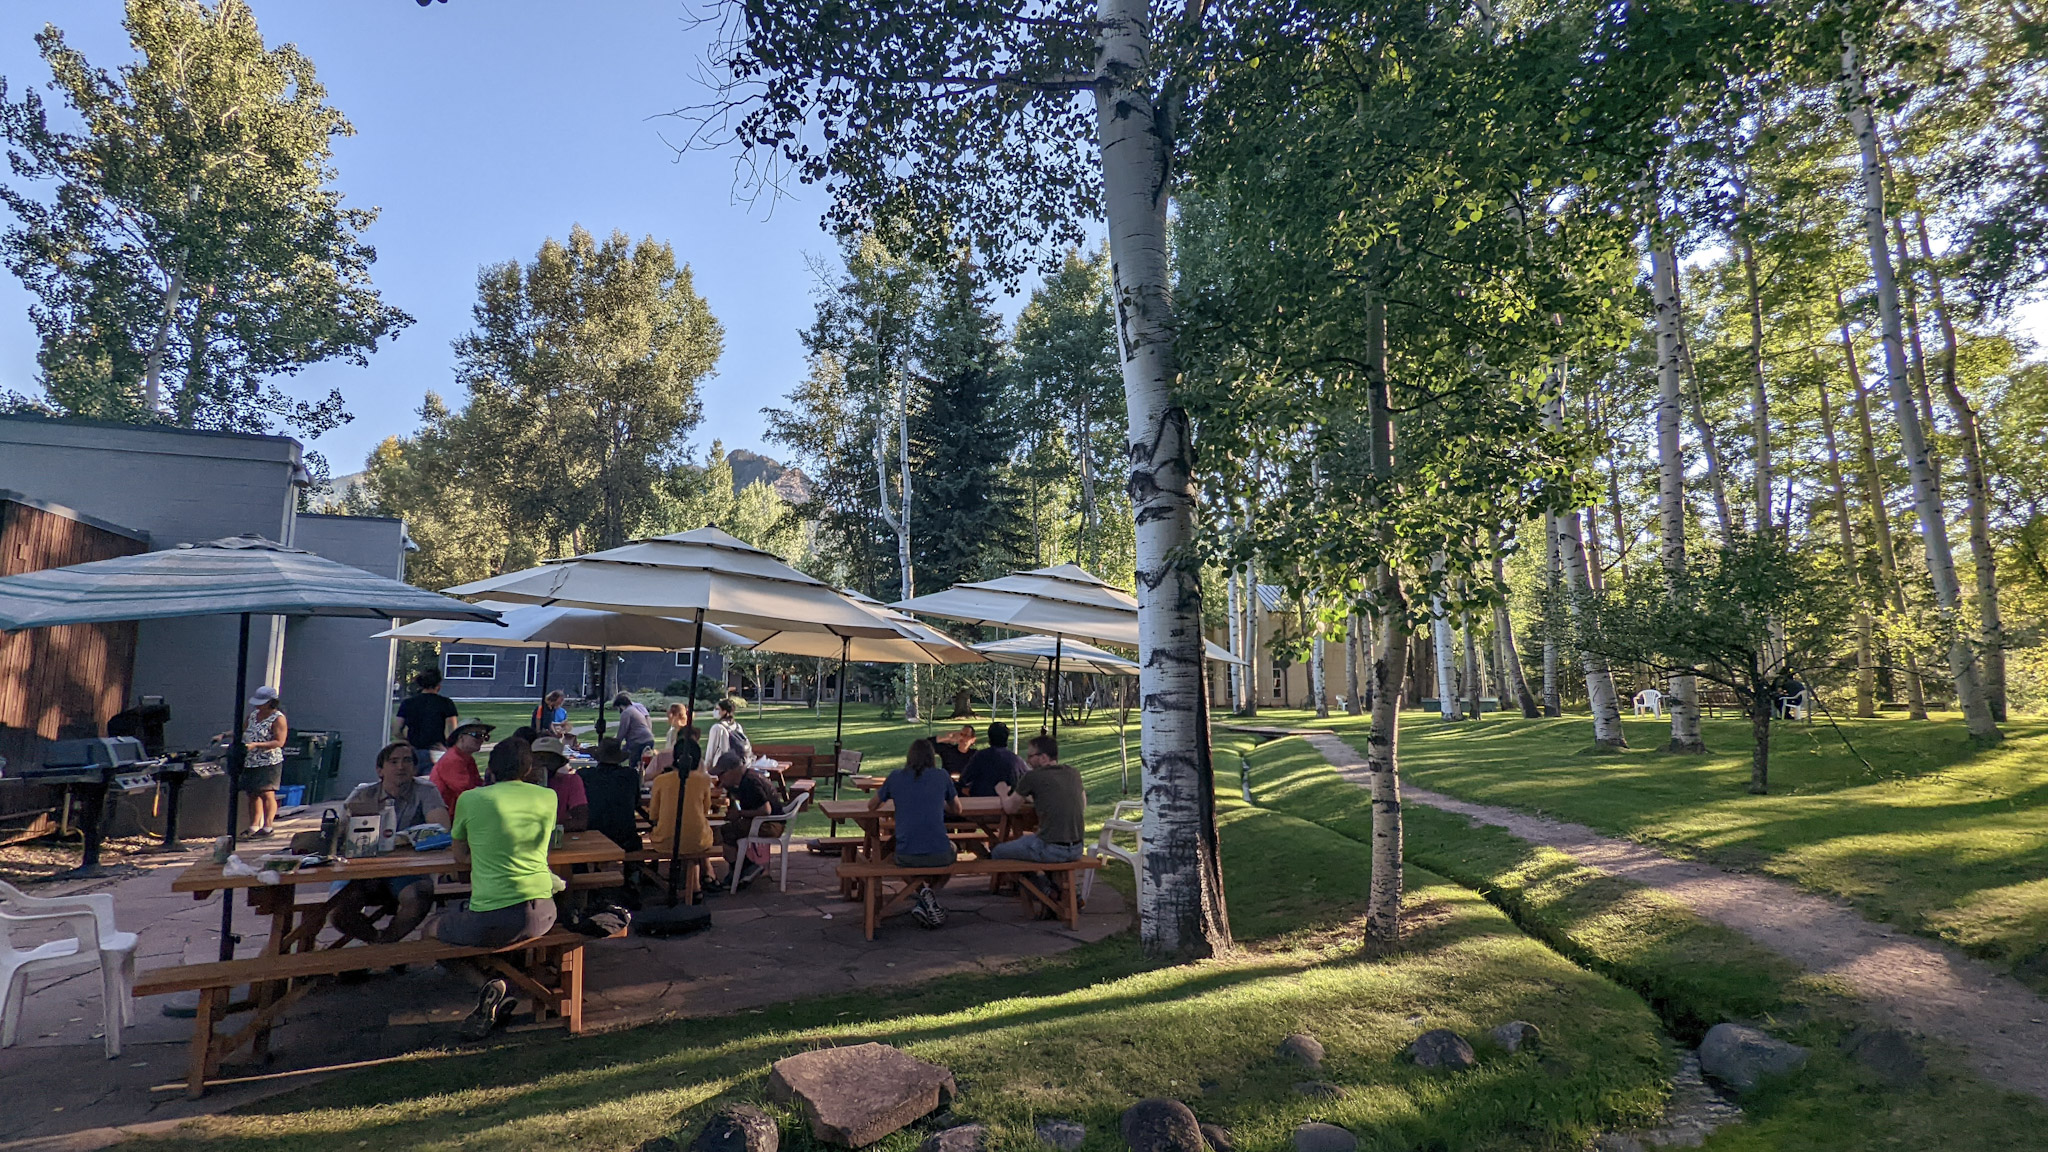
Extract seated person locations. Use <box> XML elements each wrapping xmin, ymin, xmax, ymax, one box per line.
<box><xmin>530</xmin><ymin>737</ymin><xmax>589</xmax><ymax>832</ymax></box>
<box><xmin>648</xmin><ymin>734</ymin><xmax>717</xmax><ymax>896</ymax></box>
<box><xmin>959</xmin><ymin>721</ymin><xmax>1026</xmax><ymax>797</ymax></box>
<box><xmin>995</xmin><ymin>733</ymin><xmax>1090</xmax><ymax>907</ymax></box>
<box><xmin>933</xmin><ymin>725</ymin><xmax>975</xmax><ymax>777</ymax></box>
<box><xmin>429</xmin><ymin>720</ymin><xmax>491</xmax><ymax>818</ymax></box>
<box><xmin>329</xmin><ymin>742</ymin><xmax>448</xmax><ymax>944</ymax></box>
<box><xmin>531</xmin><ymin>690</ymin><xmax>571</xmax><ymax>739</ymax></box>
<box><xmin>717</xmin><ymin>752</ymin><xmax>779</xmax><ymax>889</ymax></box>
<box><xmin>434</xmin><ymin>737</ymin><xmax>561</xmax><ymax>1039</ymax></box>
<box><xmin>870</xmin><ymin>738</ymin><xmax>961</xmax><ymax>927</ymax></box>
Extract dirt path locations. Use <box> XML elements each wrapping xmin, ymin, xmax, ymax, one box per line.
<box><xmin>1304</xmin><ymin>732</ymin><xmax>2048</xmax><ymax>1103</ymax></box>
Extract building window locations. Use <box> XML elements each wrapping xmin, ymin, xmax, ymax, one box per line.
<box><xmin>446</xmin><ymin>652</ymin><xmax>497</xmax><ymax>680</ymax></box>
<box><xmin>1273</xmin><ymin>669</ymin><xmax>1285</xmax><ymax>700</ymax></box>
<box><xmin>523</xmin><ymin>652</ymin><xmax>540</xmax><ymax>688</ymax></box>
<box><xmin>674</xmin><ymin>650</ymin><xmax>695</xmax><ymax>668</ymax></box>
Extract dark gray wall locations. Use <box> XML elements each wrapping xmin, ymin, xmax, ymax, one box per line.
<box><xmin>283</xmin><ymin>514</ymin><xmax>407</xmax><ymax>792</ymax></box>
<box><xmin>0</xmin><ymin>417</ymin><xmax>302</xmax><ymax>751</ymax></box>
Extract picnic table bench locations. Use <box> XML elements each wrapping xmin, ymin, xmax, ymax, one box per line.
<box><xmin>838</xmin><ymin>856</ymin><xmax>1103</xmax><ymax>939</ymax></box>
<box><xmin>133</xmin><ymin>927</ymin><xmax>609</xmax><ymax>1097</ymax></box>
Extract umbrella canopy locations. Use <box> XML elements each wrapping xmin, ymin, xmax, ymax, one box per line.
<box><xmin>729</xmin><ymin>590</ymin><xmax>983</xmax><ymax>665</ymax></box>
<box><xmin>893</xmin><ymin>568</ymin><xmax>1243</xmax><ymax>664</ymax></box>
<box><xmin>444</xmin><ymin>526</ymin><xmax>900</xmax><ymax>638</ymax></box>
<box><xmin>974</xmin><ymin>634</ymin><xmax>1137</xmax><ymax>676</ymax></box>
<box><xmin>0</xmin><ymin>534</ymin><xmax>502</xmax><ymax>631</ymax></box>
<box><xmin>374</xmin><ymin>601</ymin><xmax>752</xmax><ymax>651</ymax></box>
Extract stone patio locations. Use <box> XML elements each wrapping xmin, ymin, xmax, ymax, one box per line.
<box><xmin>0</xmin><ymin>810</ymin><xmax>1127</xmax><ymax>1150</ymax></box>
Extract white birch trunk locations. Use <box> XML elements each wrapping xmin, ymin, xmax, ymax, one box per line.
<box><xmin>1243</xmin><ymin>554</ymin><xmax>1260</xmax><ymax>716</ymax></box>
<box><xmin>1841</xmin><ymin>34</ymin><xmax>2000</xmax><ymax>742</ymax></box>
<box><xmin>1546</xmin><ymin>388</ymin><xmax>1626</xmax><ymax>747</ymax></box>
<box><xmin>1097</xmin><ymin>0</ymin><xmax>1230</xmax><ymax>954</ymax></box>
<box><xmin>1542</xmin><ymin>511</ymin><xmax>1561</xmax><ymax>716</ymax></box>
<box><xmin>1461</xmin><ymin>603</ymin><xmax>1482</xmax><ymax>720</ymax></box>
<box><xmin>1366</xmin><ymin>571</ymin><xmax>1409</xmax><ymax>946</ymax></box>
<box><xmin>1841</xmin><ymin>315</ymin><xmax>1930</xmax><ymax>717</ymax></box>
<box><xmin>1226</xmin><ymin>567</ymin><xmax>1244</xmax><ymax>712</ymax></box>
<box><xmin>1738</xmin><ymin>231</ymin><xmax>1773</xmax><ymax>538</ymax></box>
<box><xmin>1431</xmin><ymin>591</ymin><xmax>1459</xmax><ymax>721</ymax></box>
<box><xmin>1344</xmin><ymin>613</ymin><xmax>1363</xmax><ymax>716</ymax></box>
<box><xmin>1653</xmin><ymin>243</ymin><xmax>1707</xmax><ymax>752</ymax></box>
<box><xmin>1312</xmin><ymin>625</ymin><xmax>1329</xmax><ymax>718</ymax></box>
<box><xmin>1816</xmin><ymin>373</ymin><xmax>1877</xmax><ymax>717</ymax></box>
<box><xmin>141</xmin><ymin>251</ymin><xmax>188</xmax><ymax>415</ymax></box>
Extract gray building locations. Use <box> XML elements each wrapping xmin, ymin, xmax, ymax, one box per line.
<box><xmin>0</xmin><ymin>415</ymin><xmax>408</xmax><ymax>794</ymax></box>
<box><xmin>435</xmin><ymin>643</ymin><xmax>725</xmax><ymax>705</ymax></box>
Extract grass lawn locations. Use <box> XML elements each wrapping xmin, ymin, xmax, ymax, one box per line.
<box><xmin>1274</xmin><ymin>709</ymin><xmax>2048</xmax><ymax>995</ymax></box>
<box><xmin>1239</xmin><ymin>732</ymin><xmax>2048</xmax><ymax>1150</ymax></box>
<box><xmin>140</xmin><ymin>724</ymin><xmax>1677</xmax><ymax>1152</ymax></box>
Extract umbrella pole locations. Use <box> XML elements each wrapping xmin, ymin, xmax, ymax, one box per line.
<box><xmin>832</xmin><ymin>636</ymin><xmax>849</xmax><ymax>801</ymax></box>
<box><xmin>541</xmin><ymin>643</ymin><xmax>552</xmax><ymax>712</ymax></box>
<box><xmin>596</xmin><ymin>646</ymin><xmax>608</xmax><ymax>738</ymax></box>
<box><xmin>668</xmin><ymin>609</ymin><xmax>706</xmax><ymax>908</ymax></box>
<box><xmin>1051</xmin><ymin>635</ymin><xmax>1064</xmax><ymax>741</ymax></box>
<box><xmin>218</xmin><ymin>612</ymin><xmax>252</xmax><ymax>962</ymax></box>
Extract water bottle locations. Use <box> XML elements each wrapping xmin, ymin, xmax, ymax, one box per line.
<box><xmin>379</xmin><ymin>797</ymin><xmax>397</xmax><ymax>853</ymax></box>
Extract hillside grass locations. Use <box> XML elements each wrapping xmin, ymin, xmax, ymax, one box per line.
<box><xmin>1237</xmin><ymin>729</ymin><xmax>2048</xmax><ymax>1150</ymax></box>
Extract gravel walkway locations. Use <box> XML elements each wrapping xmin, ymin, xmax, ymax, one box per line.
<box><xmin>1305</xmin><ymin>732</ymin><xmax>2048</xmax><ymax>1103</ymax></box>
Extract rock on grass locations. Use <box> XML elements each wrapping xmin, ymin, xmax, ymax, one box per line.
<box><xmin>1406</xmin><ymin>1029</ymin><xmax>1476</xmax><ymax>1070</ymax></box>
<box><xmin>1035</xmin><ymin>1119</ymin><xmax>1086</xmax><ymax>1152</ymax></box>
<box><xmin>767</xmin><ymin>1043</ymin><xmax>956</xmax><ymax>1147</ymax></box>
<box><xmin>1120</xmin><ymin>1098</ymin><xmax>1205</xmax><ymax>1152</ymax></box>
<box><xmin>1292</xmin><ymin>1123</ymin><xmax>1357</xmax><ymax>1152</ymax></box>
<box><xmin>1276</xmin><ymin>1033</ymin><xmax>1325</xmax><ymax>1069</ymax></box>
<box><xmin>1698</xmin><ymin>1023</ymin><xmax>1807</xmax><ymax>1094</ymax></box>
<box><xmin>1490</xmin><ymin>1021</ymin><xmax>1541</xmax><ymax>1053</ymax></box>
<box><xmin>691</xmin><ymin>1105</ymin><xmax>778</xmax><ymax>1152</ymax></box>
<box><xmin>919</xmin><ymin>1125</ymin><xmax>989</xmax><ymax>1152</ymax></box>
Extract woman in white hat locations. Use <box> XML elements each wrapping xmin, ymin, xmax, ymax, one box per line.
<box><xmin>239</xmin><ymin>686</ymin><xmax>289</xmax><ymax>838</ymax></box>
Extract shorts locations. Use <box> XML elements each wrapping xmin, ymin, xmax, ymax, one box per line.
<box><xmin>433</xmin><ymin>897</ymin><xmax>558</xmax><ymax>948</ymax></box>
<box><xmin>239</xmin><ymin>763</ymin><xmax>283</xmax><ymax>794</ymax></box>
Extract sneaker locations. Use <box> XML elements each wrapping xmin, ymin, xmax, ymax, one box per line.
<box><xmin>460</xmin><ymin>978</ymin><xmax>508</xmax><ymax>1040</ymax></box>
<box><xmin>736</xmin><ymin>860</ymin><xmax>766</xmax><ymax>888</ymax></box>
<box><xmin>911</xmin><ymin>886</ymin><xmax>948</xmax><ymax>929</ymax></box>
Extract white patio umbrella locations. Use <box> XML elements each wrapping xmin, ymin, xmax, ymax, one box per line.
<box><xmin>443</xmin><ymin>526</ymin><xmax>901</xmax><ymax>906</ymax></box>
<box><xmin>0</xmin><ymin>534</ymin><xmax>501</xmax><ymax>955</ymax></box>
<box><xmin>973</xmin><ymin>634</ymin><xmax>1137</xmax><ymax>676</ymax></box>
<box><xmin>893</xmin><ymin>563</ymin><xmax>1241</xmax><ymax>738</ymax></box>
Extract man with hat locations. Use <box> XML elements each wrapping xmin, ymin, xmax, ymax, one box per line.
<box><xmin>530</xmin><ymin>737</ymin><xmax>589</xmax><ymax>832</ymax></box>
<box><xmin>430</xmin><ymin>719</ymin><xmax>491</xmax><ymax>818</ymax></box>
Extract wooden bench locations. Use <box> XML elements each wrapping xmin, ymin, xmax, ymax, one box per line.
<box><xmin>1696</xmin><ymin>691</ymin><xmax>1743</xmax><ymax>717</ymax></box>
<box><xmin>820</xmin><ymin>830</ymin><xmax>991</xmax><ymax>898</ymax></box>
<box><xmin>132</xmin><ymin>928</ymin><xmax>606</xmax><ymax>1098</ymax></box>
<box><xmin>838</xmin><ymin>856</ymin><xmax>1103</xmax><ymax>939</ymax></box>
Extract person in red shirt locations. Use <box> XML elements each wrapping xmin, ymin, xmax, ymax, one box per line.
<box><xmin>430</xmin><ymin>720</ymin><xmax>492</xmax><ymax>817</ymax></box>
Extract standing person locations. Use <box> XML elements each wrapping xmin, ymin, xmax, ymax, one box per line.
<box><xmin>429</xmin><ymin>720</ymin><xmax>492</xmax><ymax>819</ymax></box>
<box><xmin>234</xmin><ymin>687</ymin><xmax>288</xmax><ymax>838</ymax></box>
<box><xmin>580</xmin><ymin>738</ymin><xmax>644</xmax><ymax>860</ymax></box>
<box><xmin>958</xmin><ymin>721</ymin><xmax>1025</xmax><ymax>797</ymax></box>
<box><xmin>434</xmin><ymin>737</ymin><xmax>560</xmax><ymax>1039</ymax></box>
<box><xmin>529</xmin><ymin>738</ymin><xmax>589</xmax><ymax>832</ymax></box>
<box><xmin>657</xmin><ymin>711</ymin><xmax>702</xmax><ymax>786</ymax></box>
<box><xmin>396</xmin><ymin>669</ymin><xmax>460</xmax><ymax>773</ymax></box>
<box><xmin>530</xmin><ymin>691</ymin><xmax>570</xmax><ymax>739</ymax></box>
<box><xmin>706</xmin><ymin>698</ymin><xmax>750</xmax><ymax>767</ymax></box>
<box><xmin>869</xmin><ymin>738</ymin><xmax>961</xmax><ymax>928</ymax></box>
<box><xmin>329</xmin><ymin>742</ymin><xmax>449</xmax><ymax>944</ymax></box>
<box><xmin>612</xmin><ymin>692</ymin><xmax>655</xmax><ymax>771</ymax></box>
<box><xmin>994</xmin><ymin>732</ymin><xmax>1089</xmax><ymax>907</ymax></box>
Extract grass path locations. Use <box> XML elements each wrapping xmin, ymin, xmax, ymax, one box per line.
<box><xmin>1302</xmin><ymin>730</ymin><xmax>2048</xmax><ymax>1105</ymax></box>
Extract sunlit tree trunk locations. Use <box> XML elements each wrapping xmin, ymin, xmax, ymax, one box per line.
<box><xmin>1226</xmin><ymin>565</ymin><xmax>1244</xmax><ymax>712</ymax></box>
<box><xmin>1917</xmin><ymin>217</ymin><xmax>2008</xmax><ymax>721</ymax></box>
<box><xmin>1840</xmin><ymin>310</ymin><xmax>1929</xmax><ymax>717</ymax></box>
<box><xmin>1547</xmin><ymin>383</ymin><xmax>1626</xmax><ymax>747</ymax></box>
<box><xmin>1242</xmin><ymin>553</ymin><xmax>1261</xmax><ymax>716</ymax></box>
<box><xmin>1491</xmin><ymin>540</ymin><xmax>1539</xmax><ymax>717</ymax></box>
<box><xmin>1843</xmin><ymin>34</ymin><xmax>2000</xmax><ymax>742</ymax></box>
<box><xmin>1312</xmin><ymin>621</ymin><xmax>1330</xmax><ymax>718</ymax></box>
<box><xmin>1363</xmin><ymin>292</ymin><xmax>1406</xmax><ymax>948</ymax></box>
<box><xmin>1816</xmin><ymin>372</ymin><xmax>1877</xmax><ymax>716</ymax></box>
<box><xmin>1431</xmin><ymin>589</ymin><xmax>1459</xmax><ymax>721</ymax></box>
<box><xmin>1653</xmin><ymin>243</ymin><xmax>1706</xmax><ymax>752</ymax></box>
<box><xmin>142</xmin><ymin>251</ymin><xmax>188</xmax><ymax>415</ymax></box>
<box><xmin>1344</xmin><ymin>613</ymin><xmax>1363</xmax><ymax>716</ymax></box>
<box><xmin>1461</xmin><ymin>598</ymin><xmax>1482</xmax><ymax>721</ymax></box>
<box><xmin>1541</xmin><ymin>512</ymin><xmax>1561</xmax><ymax>716</ymax></box>
<box><xmin>1098</xmin><ymin>0</ymin><xmax>1232</xmax><ymax>953</ymax></box>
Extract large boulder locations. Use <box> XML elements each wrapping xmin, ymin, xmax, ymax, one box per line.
<box><xmin>1276</xmin><ymin>1033</ymin><xmax>1325</xmax><ymax>1070</ymax></box>
<box><xmin>1120</xmin><ymin>1098</ymin><xmax>1206</xmax><ymax>1152</ymax></box>
<box><xmin>692</xmin><ymin>1105</ymin><xmax>778</xmax><ymax>1152</ymax></box>
<box><xmin>1198</xmin><ymin>1123</ymin><xmax>1235</xmax><ymax>1152</ymax></box>
<box><xmin>768</xmin><ymin>1043</ymin><xmax>957</xmax><ymax>1147</ymax></box>
<box><xmin>1698</xmin><ymin>1024</ymin><xmax>1807</xmax><ymax>1094</ymax></box>
<box><xmin>1292</xmin><ymin>1124</ymin><xmax>1357</xmax><ymax>1152</ymax></box>
<box><xmin>1406</xmin><ymin>1029</ymin><xmax>1476</xmax><ymax>1071</ymax></box>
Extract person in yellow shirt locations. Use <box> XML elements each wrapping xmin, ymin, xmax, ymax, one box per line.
<box><xmin>649</xmin><ymin>730</ymin><xmax>717</xmax><ymax>900</ymax></box>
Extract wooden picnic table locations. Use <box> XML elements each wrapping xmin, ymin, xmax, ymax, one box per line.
<box><xmin>818</xmin><ymin>795</ymin><xmax>1033</xmax><ymax>863</ymax></box>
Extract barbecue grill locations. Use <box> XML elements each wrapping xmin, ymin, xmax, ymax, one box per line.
<box><xmin>12</xmin><ymin>737</ymin><xmax>149</xmax><ymax>876</ymax></box>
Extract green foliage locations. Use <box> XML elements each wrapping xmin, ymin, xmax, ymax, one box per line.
<box><xmin>0</xmin><ymin>0</ymin><xmax>408</xmax><ymax>436</ymax></box>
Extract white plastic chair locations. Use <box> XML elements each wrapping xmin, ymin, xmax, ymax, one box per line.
<box><xmin>1632</xmin><ymin>689</ymin><xmax>1664</xmax><ymax>717</ymax></box>
<box><xmin>0</xmin><ymin>879</ymin><xmax>136</xmax><ymax>1020</ymax></box>
<box><xmin>734</xmin><ymin>790</ymin><xmax>811</xmax><ymax>893</ymax></box>
<box><xmin>1</xmin><ymin>905</ymin><xmax>135</xmax><ymax>1058</ymax></box>
<box><xmin>1082</xmin><ymin>800</ymin><xmax>1142</xmax><ymax>901</ymax></box>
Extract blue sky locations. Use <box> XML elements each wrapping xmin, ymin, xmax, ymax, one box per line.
<box><xmin>0</xmin><ymin>0</ymin><xmax>857</xmax><ymax>476</ymax></box>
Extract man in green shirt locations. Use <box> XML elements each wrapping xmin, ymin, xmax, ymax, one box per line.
<box><xmin>995</xmin><ymin>734</ymin><xmax>1090</xmax><ymax>912</ymax></box>
<box><xmin>434</xmin><ymin>738</ymin><xmax>560</xmax><ymax>1038</ymax></box>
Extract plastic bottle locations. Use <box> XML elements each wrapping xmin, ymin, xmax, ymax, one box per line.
<box><xmin>379</xmin><ymin>797</ymin><xmax>397</xmax><ymax>853</ymax></box>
